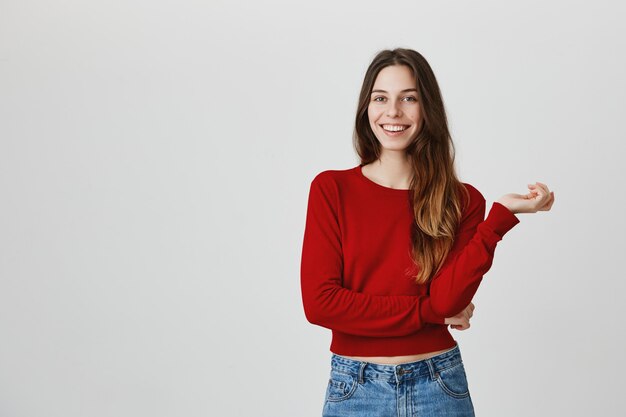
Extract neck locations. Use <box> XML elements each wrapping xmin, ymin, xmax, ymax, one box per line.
<box><xmin>364</xmin><ymin>155</ymin><xmax>413</xmax><ymax>189</ymax></box>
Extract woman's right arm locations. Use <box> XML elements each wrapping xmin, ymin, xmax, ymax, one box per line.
<box><xmin>300</xmin><ymin>174</ymin><xmax>445</xmax><ymax>338</ymax></box>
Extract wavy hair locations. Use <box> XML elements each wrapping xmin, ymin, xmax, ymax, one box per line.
<box><xmin>353</xmin><ymin>48</ymin><xmax>470</xmax><ymax>285</ymax></box>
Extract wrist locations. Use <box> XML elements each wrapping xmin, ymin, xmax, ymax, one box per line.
<box><xmin>495</xmin><ymin>200</ymin><xmax>515</xmax><ymax>214</ymax></box>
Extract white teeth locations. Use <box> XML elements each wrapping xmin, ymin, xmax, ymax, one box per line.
<box><xmin>382</xmin><ymin>124</ymin><xmax>408</xmax><ymax>132</ymax></box>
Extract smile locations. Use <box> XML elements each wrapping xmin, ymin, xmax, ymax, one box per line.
<box><xmin>380</xmin><ymin>124</ymin><xmax>410</xmax><ymax>132</ymax></box>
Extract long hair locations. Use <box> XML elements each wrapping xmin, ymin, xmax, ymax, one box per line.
<box><xmin>353</xmin><ymin>48</ymin><xmax>470</xmax><ymax>285</ymax></box>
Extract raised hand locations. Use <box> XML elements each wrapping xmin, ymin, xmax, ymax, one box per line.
<box><xmin>497</xmin><ymin>182</ymin><xmax>555</xmax><ymax>214</ymax></box>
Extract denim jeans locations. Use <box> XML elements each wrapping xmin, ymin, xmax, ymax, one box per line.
<box><xmin>322</xmin><ymin>342</ymin><xmax>475</xmax><ymax>417</ymax></box>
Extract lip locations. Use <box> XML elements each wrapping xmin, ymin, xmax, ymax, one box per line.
<box><xmin>379</xmin><ymin>124</ymin><xmax>411</xmax><ymax>137</ymax></box>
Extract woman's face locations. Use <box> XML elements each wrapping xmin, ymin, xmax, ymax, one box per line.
<box><xmin>367</xmin><ymin>65</ymin><xmax>423</xmax><ymax>153</ymax></box>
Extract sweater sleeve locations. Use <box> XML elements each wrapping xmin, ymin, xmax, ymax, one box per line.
<box><xmin>300</xmin><ymin>174</ymin><xmax>442</xmax><ymax>338</ymax></box>
<box><xmin>428</xmin><ymin>185</ymin><xmax>520</xmax><ymax>318</ymax></box>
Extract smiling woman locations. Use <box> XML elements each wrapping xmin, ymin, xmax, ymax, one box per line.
<box><xmin>300</xmin><ymin>47</ymin><xmax>554</xmax><ymax>417</ymax></box>
<box><xmin>369</xmin><ymin>67</ymin><xmax>422</xmax><ymax>147</ymax></box>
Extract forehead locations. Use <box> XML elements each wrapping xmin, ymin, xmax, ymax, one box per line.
<box><xmin>372</xmin><ymin>65</ymin><xmax>416</xmax><ymax>91</ymax></box>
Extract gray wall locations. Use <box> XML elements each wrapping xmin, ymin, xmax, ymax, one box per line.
<box><xmin>1</xmin><ymin>0</ymin><xmax>624</xmax><ymax>416</ymax></box>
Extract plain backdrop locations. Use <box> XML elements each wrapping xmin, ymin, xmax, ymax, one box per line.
<box><xmin>1</xmin><ymin>0</ymin><xmax>625</xmax><ymax>416</ymax></box>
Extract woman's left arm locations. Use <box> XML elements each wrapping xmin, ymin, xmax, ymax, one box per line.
<box><xmin>429</xmin><ymin>182</ymin><xmax>554</xmax><ymax>319</ymax></box>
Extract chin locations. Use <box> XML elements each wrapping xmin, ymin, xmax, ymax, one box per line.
<box><xmin>380</xmin><ymin>142</ymin><xmax>410</xmax><ymax>152</ymax></box>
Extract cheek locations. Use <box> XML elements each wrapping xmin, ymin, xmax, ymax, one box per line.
<box><xmin>404</xmin><ymin>105</ymin><xmax>418</xmax><ymax>118</ymax></box>
<box><xmin>367</xmin><ymin>105</ymin><xmax>380</xmax><ymax>123</ymax></box>
<box><xmin>413</xmin><ymin>107</ymin><xmax>423</xmax><ymax>121</ymax></box>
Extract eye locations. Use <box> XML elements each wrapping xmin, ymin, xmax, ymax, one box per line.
<box><xmin>371</xmin><ymin>96</ymin><xmax>417</xmax><ymax>102</ymax></box>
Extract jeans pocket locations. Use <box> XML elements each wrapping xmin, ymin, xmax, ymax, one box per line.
<box><xmin>325</xmin><ymin>369</ymin><xmax>358</xmax><ymax>402</ymax></box>
<box><xmin>434</xmin><ymin>361</ymin><xmax>470</xmax><ymax>399</ymax></box>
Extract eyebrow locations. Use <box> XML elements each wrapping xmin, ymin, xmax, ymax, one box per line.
<box><xmin>371</xmin><ymin>88</ymin><xmax>418</xmax><ymax>94</ymax></box>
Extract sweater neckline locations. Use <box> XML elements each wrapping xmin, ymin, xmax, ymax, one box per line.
<box><xmin>354</xmin><ymin>164</ymin><xmax>411</xmax><ymax>195</ymax></box>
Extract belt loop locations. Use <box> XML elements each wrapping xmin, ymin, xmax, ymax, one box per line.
<box><xmin>426</xmin><ymin>358</ymin><xmax>438</xmax><ymax>381</ymax></box>
<box><xmin>358</xmin><ymin>362</ymin><xmax>367</xmax><ymax>384</ymax></box>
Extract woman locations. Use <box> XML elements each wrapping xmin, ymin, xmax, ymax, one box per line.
<box><xmin>300</xmin><ymin>48</ymin><xmax>554</xmax><ymax>416</ymax></box>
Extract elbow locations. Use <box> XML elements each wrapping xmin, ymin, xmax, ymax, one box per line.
<box><xmin>301</xmin><ymin>281</ymin><xmax>336</xmax><ymax>327</ymax></box>
<box><xmin>302</xmin><ymin>297</ymin><xmax>327</xmax><ymax>327</ymax></box>
<box><xmin>429</xmin><ymin>298</ymin><xmax>461</xmax><ymax>319</ymax></box>
<box><xmin>429</xmin><ymin>280</ymin><xmax>483</xmax><ymax>318</ymax></box>
<box><xmin>301</xmin><ymin>280</ymin><xmax>341</xmax><ymax>328</ymax></box>
<box><xmin>303</xmin><ymin>304</ymin><xmax>319</xmax><ymax>325</ymax></box>
<box><xmin>303</xmin><ymin>305</ymin><xmax>330</xmax><ymax>328</ymax></box>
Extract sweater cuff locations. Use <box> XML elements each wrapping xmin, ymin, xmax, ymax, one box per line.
<box><xmin>484</xmin><ymin>202</ymin><xmax>520</xmax><ymax>237</ymax></box>
<box><xmin>419</xmin><ymin>297</ymin><xmax>446</xmax><ymax>325</ymax></box>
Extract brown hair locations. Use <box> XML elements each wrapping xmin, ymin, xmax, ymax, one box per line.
<box><xmin>353</xmin><ymin>48</ymin><xmax>470</xmax><ymax>285</ymax></box>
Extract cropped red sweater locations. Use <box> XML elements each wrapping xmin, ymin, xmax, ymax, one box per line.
<box><xmin>300</xmin><ymin>165</ymin><xmax>520</xmax><ymax>356</ymax></box>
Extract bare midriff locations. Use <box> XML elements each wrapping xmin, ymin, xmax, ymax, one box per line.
<box><xmin>336</xmin><ymin>345</ymin><xmax>456</xmax><ymax>365</ymax></box>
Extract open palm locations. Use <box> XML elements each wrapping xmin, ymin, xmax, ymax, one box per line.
<box><xmin>498</xmin><ymin>182</ymin><xmax>555</xmax><ymax>214</ymax></box>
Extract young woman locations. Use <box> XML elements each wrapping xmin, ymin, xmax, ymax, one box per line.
<box><xmin>300</xmin><ymin>48</ymin><xmax>554</xmax><ymax>416</ymax></box>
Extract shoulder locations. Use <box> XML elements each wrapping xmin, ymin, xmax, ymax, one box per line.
<box><xmin>459</xmin><ymin>182</ymin><xmax>487</xmax><ymax>219</ymax></box>
<box><xmin>460</xmin><ymin>182</ymin><xmax>486</xmax><ymax>203</ymax></box>
<box><xmin>311</xmin><ymin>166</ymin><xmax>354</xmax><ymax>182</ymax></box>
<box><xmin>309</xmin><ymin>166</ymin><xmax>356</xmax><ymax>191</ymax></box>
<box><xmin>306</xmin><ymin>167</ymin><xmax>356</xmax><ymax>214</ymax></box>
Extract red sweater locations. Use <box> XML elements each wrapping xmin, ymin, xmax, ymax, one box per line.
<box><xmin>300</xmin><ymin>165</ymin><xmax>520</xmax><ymax>356</ymax></box>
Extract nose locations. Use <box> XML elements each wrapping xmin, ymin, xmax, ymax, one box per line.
<box><xmin>386</xmin><ymin>100</ymin><xmax>402</xmax><ymax>117</ymax></box>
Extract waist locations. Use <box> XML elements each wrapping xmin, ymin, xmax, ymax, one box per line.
<box><xmin>329</xmin><ymin>323</ymin><xmax>456</xmax><ymax>358</ymax></box>
<box><xmin>329</xmin><ymin>342</ymin><xmax>465</xmax><ymax>383</ymax></box>
<box><xmin>337</xmin><ymin>342</ymin><xmax>458</xmax><ymax>365</ymax></box>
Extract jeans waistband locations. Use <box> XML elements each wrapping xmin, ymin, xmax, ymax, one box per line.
<box><xmin>330</xmin><ymin>342</ymin><xmax>463</xmax><ymax>384</ymax></box>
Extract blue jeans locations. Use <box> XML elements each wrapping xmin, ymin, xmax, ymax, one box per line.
<box><xmin>322</xmin><ymin>342</ymin><xmax>475</xmax><ymax>417</ymax></box>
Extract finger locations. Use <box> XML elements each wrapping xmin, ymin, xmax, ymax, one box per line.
<box><xmin>531</xmin><ymin>184</ymin><xmax>550</xmax><ymax>206</ymax></box>
<box><xmin>540</xmin><ymin>189</ymin><xmax>554</xmax><ymax>209</ymax></box>
<box><xmin>535</xmin><ymin>183</ymin><xmax>547</xmax><ymax>197</ymax></box>
<box><xmin>537</xmin><ymin>182</ymin><xmax>550</xmax><ymax>196</ymax></box>
<box><xmin>527</xmin><ymin>184</ymin><xmax>540</xmax><ymax>195</ymax></box>
<box><xmin>528</xmin><ymin>184</ymin><xmax>543</xmax><ymax>198</ymax></box>
<box><xmin>542</xmin><ymin>191</ymin><xmax>555</xmax><ymax>210</ymax></box>
<box><xmin>530</xmin><ymin>181</ymin><xmax>549</xmax><ymax>194</ymax></box>
<box><xmin>536</xmin><ymin>181</ymin><xmax>550</xmax><ymax>192</ymax></box>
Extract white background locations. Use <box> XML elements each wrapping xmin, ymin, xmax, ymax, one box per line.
<box><xmin>1</xmin><ymin>1</ymin><xmax>625</xmax><ymax>416</ymax></box>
